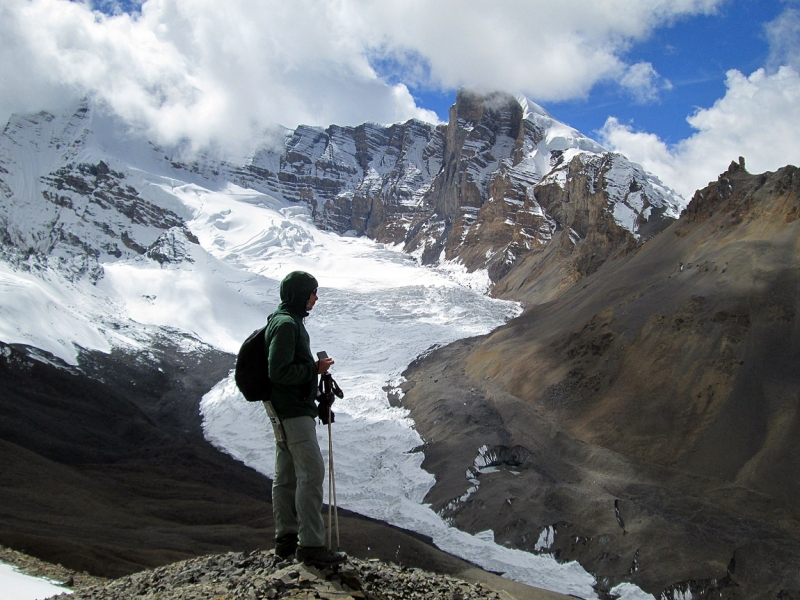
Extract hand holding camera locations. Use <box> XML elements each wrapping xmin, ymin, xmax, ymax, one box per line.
<box><xmin>316</xmin><ymin>350</ymin><xmax>334</xmax><ymax>374</ymax></box>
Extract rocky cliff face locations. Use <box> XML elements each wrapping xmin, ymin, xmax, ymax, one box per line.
<box><xmin>406</xmin><ymin>91</ymin><xmax>682</xmax><ymax>286</ymax></box>
<box><xmin>0</xmin><ymin>103</ymin><xmax>198</xmax><ymax>281</ymax></box>
<box><xmin>227</xmin><ymin>91</ymin><xmax>676</xmax><ymax>289</ymax></box>
<box><xmin>229</xmin><ymin>89</ymin><xmax>682</xmax><ymax>291</ymax></box>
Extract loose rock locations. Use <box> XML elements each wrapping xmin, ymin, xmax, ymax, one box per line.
<box><xmin>44</xmin><ymin>549</ymin><xmax>506</xmax><ymax>600</ymax></box>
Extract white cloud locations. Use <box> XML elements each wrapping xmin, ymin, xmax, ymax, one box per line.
<box><xmin>0</xmin><ymin>0</ymin><xmax>437</xmax><ymax>151</ymax></box>
<box><xmin>620</xmin><ymin>62</ymin><xmax>673</xmax><ymax>103</ymax></box>
<box><xmin>766</xmin><ymin>7</ymin><xmax>800</xmax><ymax>72</ymax></box>
<box><xmin>0</xmin><ymin>0</ymin><xmax>724</xmax><ymax>152</ymax></box>
<box><xmin>601</xmin><ymin>66</ymin><xmax>800</xmax><ymax>200</ymax></box>
<box><xmin>359</xmin><ymin>0</ymin><xmax>716</xmax><ymax>101</ymax></box>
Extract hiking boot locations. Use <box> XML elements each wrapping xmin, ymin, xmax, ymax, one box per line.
<box><xmin>295</xmin><ymin>545</ymin><xmax>347</xmax><ymax>567</ymax></box>
<box><xmin>274</xmin><ymin>532</ymin><xmax>298</xmax><ymax>559</ymax></box>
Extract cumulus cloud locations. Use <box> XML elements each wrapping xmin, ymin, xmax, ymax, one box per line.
<box><xmin>0</xmin><ymin>0</ymin><xmax>723</xmax><ymax>152</ymax></box>
<box><xmin>601</xmin><ymin>67</ymin><xmax>800</xmax><ymax>200</ymax></box>
<box><xmin>0</xmin><ymin>0</ymin><xmax>436</xmax><ymax>151</ymax></box>
<box><xmin>360</xmin><ymin>0</ymin><xmax>714</xmax><ymax>101</ymax></box>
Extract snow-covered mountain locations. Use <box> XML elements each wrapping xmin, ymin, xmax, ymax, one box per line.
<box><xmin>0</xmin><ymin>92</ymin><xmax>602</xmax><ymax>597</ymax></box>
<box><xmin>0</xmin><ymin>90</ymin><xmax>682</xmax><ymax>295</ymax></box>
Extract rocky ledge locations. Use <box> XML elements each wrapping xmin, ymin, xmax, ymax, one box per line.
<box><xmin>44</xmin><ymin>549</ymin><xmax>516</xmax><ymax>600</ymax></box>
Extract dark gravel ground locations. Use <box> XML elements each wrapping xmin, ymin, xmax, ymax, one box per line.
<box><xmin>42</xmin><ymin>549</ymin><xmax>510</xmax><ymax>600</ymax></box>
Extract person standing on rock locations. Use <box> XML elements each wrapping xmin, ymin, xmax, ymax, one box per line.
<box><xmin>265</xmin><ymin>271</ymin><xmax>346</xmax><ymax>567</ymax></box>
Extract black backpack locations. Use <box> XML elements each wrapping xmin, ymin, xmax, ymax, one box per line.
<box><xmin>235</xmin><ymin>317</ymin><xmax>272</xmax><ymax>402</ymax></box>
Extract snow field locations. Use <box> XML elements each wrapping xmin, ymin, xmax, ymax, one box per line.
<box><xmin>0</xmin><ymin>562</ymin><xmax>71</xmax><ymax>600</ymax></box>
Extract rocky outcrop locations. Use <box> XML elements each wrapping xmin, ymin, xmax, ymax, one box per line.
<box><xmin>3</xmin><ymin>541</ymin><xmax>565</xmax><ymax>600</ymax></box>
<box><xmin>145</xmin><ymin>227</ymin><xmax>199</xmax><ymax>265</ymax></box>
<box><xmin>45</xmin><ymin>550</ymin><xmax>529</xmax><ymax>600</ymax></box>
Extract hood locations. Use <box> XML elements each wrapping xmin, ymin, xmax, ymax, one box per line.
<box><xmin>278</xmin><ymin>271</ymin><xmax>318</xmax><ymax>316</ymax></box>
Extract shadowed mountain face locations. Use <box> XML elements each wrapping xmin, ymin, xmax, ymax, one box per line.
<box><xmin>0</xmin><ymin>336</ymin><xmax>275</xmax><ymax>577</ymax></box>
<box><xmin>398</xmin><ymin>160</ymin><xmax>800</xmax><ymax>598</ymax></box>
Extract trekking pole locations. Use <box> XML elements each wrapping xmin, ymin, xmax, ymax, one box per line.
<box><xmin>322</xmin><ymin>374</ymin><xmax>340</xmax><ymax>551</ymax></box>
<box><xmin>328</xmin><ymin>401</ymin><xmax>340</xmax><ymax>550</ymax></box>
<box><xmin>327</xmin><ymin>410</ymin><xmax>333</xmax><ymax>550</ymax></box>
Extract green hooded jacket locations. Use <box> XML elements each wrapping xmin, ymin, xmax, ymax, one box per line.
<box><xmin>265</xmin><ymin>271</ymin><xmax>319</xmax><ymax>420</ymax></box>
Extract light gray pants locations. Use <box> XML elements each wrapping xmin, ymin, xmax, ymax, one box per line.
<box><xmin>272</xmin><ymin>416</ymin><xmax>325</xmax><ymax>548</ymax></box>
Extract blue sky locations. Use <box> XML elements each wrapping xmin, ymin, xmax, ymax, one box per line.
<box><xmin>552</xmin><ymin>0</ymin><xmax>787</xmax><ymax>143</ymax></box>
<box><xmin>2</xmin><ymin>0</ymin><xmax>799</xmax><ymax>197</ymax></box>
<box><xmin>406</xmin><ymin>0</ymin><xmax>787</xmax><ymax>144</ymax></box>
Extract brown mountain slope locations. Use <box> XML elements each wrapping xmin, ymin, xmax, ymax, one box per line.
<box><xmin>488</xmin><ymin>159</ymin><xmax>799</xmax><ymax>482</ymax></box>
<box><xmin>398</xmin><ymin>160</ymin><xmax>800</xmax><ymax>598</ymax></box>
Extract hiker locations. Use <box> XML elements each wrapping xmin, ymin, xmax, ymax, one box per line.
<box><xmin>266</xmin><ymin>271</ymin><xmax>347</xmax><ymax>567</ymax></box>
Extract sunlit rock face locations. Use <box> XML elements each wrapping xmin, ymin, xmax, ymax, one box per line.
<box><xmin>231</xmin><ymin>89</ymin><xmax>682</xmax><ymax>289</ymax></box>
